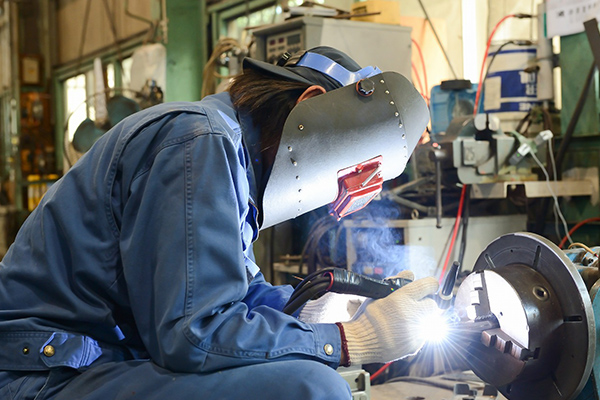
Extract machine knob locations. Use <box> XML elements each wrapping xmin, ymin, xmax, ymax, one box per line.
<box><xmin>356</xmin><ymin>79</ymin><xmax>375</xmax><ymax>97</ymax></box>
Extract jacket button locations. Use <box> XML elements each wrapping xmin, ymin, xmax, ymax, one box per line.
<box><xmin>324</xmin><ymin>344</ymin><xmax>334</xmax><ymax>356</ymax></box>
<box><xmin>43</xmin><ymin>345</ymin><xmax>55</xmax><ymax>357</ymax></box>
<box><xmin>22</xmin><ymin>347</ymin><xmax>29</xmax><ymax>355</ymax></box>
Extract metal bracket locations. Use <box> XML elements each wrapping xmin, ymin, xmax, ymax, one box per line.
<box><xmin>337</xmin><ymin>367</ymin><xmax>371</xmax><ymax>400</ymax></box>
<box><xmin>470</xmin><ymin>180</ymin><xmax>595</xmax><ymax>199</ymax></box>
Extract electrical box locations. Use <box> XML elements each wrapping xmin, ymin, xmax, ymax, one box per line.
<box><xmin>251</xmin><ymin>16</ymin><xmax>412</xmax><ymax>80</ymax></box>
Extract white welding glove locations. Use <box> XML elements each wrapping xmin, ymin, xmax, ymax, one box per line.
<box><xmin>298</xmin><ymin>270</ymin><xmax>416</xmax><ymax>324</ymax></box>
<box><xmin>298</xmin><ymin>293</ymin><xmax>366</xmax><ymax>324</ymax></box>
<box><xmin>387</xmin><ymin>269</ymin><xmax>415</xmax><ymax>282</ymax></box>
<box><xmin>340</xmin><ymin>276</ymin><xmax>439</xmax><ymax>366</ymax></box>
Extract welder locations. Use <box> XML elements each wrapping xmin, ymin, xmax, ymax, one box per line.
<box><xmin>0</xmin><ymin>46</ymin><xmax>439</xmax><ymax>399</ymax></box>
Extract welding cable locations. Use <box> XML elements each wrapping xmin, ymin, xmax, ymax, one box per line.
<box><xmin>287</xmin><ymin>268</ymin><xmax>337</xmax><ymax>304</ymax></box>
<box><xmin>285</xmin><ymin>268</ymin><xmax>411</xmax><ymax>315</ymax></box>
<box><xmin>473</xmin><ymin>14</ymin><xmax>533</xmax><ymax>115</ymax></box>
<box><xmin>299</xmin><ymin>215</ymin><xmax>340</xmax><ymax>274</ymax></box>
<box><xmin>440</xmin><ymin>184</ymin><xmax>468</xmax><ymax>281</ymax></box>
<box><xmin>412</xmin><ymin>39</ymin><xmax>429</xmax><ymax>101</ymax></box>
<box><xmin>457</xmin><ymin>188</ymin><xmax>470</xmax><ymax>270</ymax></box>
<box><xmin>558</xmin><ymin>217</ymin><xmax>600</xmax><ymax>249</ymax></box>
<box><xmin>283</xmin><ymin>272</ymin><xmax>334</xmax><ymax>315</ymax></box>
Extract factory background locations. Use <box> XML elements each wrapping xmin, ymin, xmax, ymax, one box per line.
<box><xmin>1</xmin><ymin>1</ymin><xmax>600</xmax><ymax>399</ymax></box>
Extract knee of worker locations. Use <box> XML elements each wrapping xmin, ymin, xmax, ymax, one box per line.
<box><xmin>279</xmin><ymin>360</ymin><xmax>351</xmax><ymax>400</ymax></box>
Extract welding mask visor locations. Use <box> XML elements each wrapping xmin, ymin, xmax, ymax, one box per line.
<box><xmin>259</xmin><ymin>68</ymin><xmax>429</xmax><ymax>229</ymax></box>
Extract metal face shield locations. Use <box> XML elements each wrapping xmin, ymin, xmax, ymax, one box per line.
<box><xmin>260</xmin><ymin>71</ymin><xmax>429</xmax><ymax>230</ymax></box>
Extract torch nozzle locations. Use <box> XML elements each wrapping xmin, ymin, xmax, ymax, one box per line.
<box><xmin>437</xmin><ymin>261</ymin><xmax>460</xmax><ymax>309</ymax></box>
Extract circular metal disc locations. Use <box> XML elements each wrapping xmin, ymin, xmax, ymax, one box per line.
<box><xmin>465</xmin><ymin>232</ymin><xmax>595</xmax><ymax>400</ymax></box>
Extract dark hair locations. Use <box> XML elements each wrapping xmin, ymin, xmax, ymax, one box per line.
<box><xmin>228</xmin><ymin>68</ymin><xmax>311</xmax><ymax>154</ymax></box>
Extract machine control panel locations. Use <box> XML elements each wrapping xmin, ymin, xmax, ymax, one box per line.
<box><xmin>265</xmin><ymin>29</ymin><xmax>304</xmax><ymax>64</ymax></box>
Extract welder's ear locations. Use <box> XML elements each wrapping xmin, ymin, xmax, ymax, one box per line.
<box><xmin>296</xmin><ymin>85</ymin><xmax>326</xmax><ymax>104</ymax></box>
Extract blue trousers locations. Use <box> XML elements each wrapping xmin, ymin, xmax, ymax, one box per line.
<box><xmin>0</xmin><ymin>360</ymin><xmax>351</xmax><ymax>399</ymax></box>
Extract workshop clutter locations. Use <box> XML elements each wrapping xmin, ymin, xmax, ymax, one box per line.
<box><xmin>26</xmin><ymin>174</ymin><xmax>59</xmax><ymax>212</ymax></box>
<box><xmin>351</xmin><ymin>0</ymin><xmax>402</xmax><ymax>25</ymax></box>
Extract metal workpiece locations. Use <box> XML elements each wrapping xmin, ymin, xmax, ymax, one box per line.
<box><xmin>261</xmin><ymin>71</ymin><xmax>428</xmax><ymax>229</ymax></box>
<box><xmin>454</xmin><ymin>232</ymin><xmax>595</xmax><ymax>400</ymax></box>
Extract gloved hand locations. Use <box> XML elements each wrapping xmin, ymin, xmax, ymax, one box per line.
<box><xmin>298</xmin><ymin>293</ymin><xmax>366</xmax><ymax>323</ymax></box>
<box><xmin>340</xmin><ymin>276</ymin><xmax>439</xmax><ymax>366</ymax></box>
<box><xmin>298</xmin><ymin>269</ymin><xmax>415</xmax><ymax>323</ymax></box>
<box><xmin>386</xmin><ymin>269</ymin><xmax>415</xmax><ymax>282</ymax></box>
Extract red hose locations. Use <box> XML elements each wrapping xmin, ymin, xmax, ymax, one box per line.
<box><xmin>412</xmin><ymin>39</ymin><xmax>428</xmax><ymax>101</ymax></box>
<box><xmin>558</xmin><ymin>217</ymin><xmax>600</xmax><ymax>249</ymax></box>
<box><xmin>412</xmin><ymin>62</ymin><xmax>426</xmax><ymax>100</ymax></box>
<box><xmin>440</xmin><ymin>184</ymin><xmax>468</xmax><ymax>282</ymax></box>
<box><xmin>370</xmin><ymin>361</ymin><xmax>393</xmax><ymax>382</ymax></box>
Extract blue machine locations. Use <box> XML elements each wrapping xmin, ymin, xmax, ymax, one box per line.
<box><xmin>429</xmin><ymin>79</ymin><xmax>477</xmax><ymax>136</ymax></box>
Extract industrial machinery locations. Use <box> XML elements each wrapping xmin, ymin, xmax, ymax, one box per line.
<box><xmin>452</xmin><ymin>232</ymin><xmax>599</xmax><ymax>400</ymax></box>
<box><xmin>424</xmin><ymin>113</ymin><xmax>596</xmax><ymax>201</ymax></box>
<box><xmin>250</xmin><ymin>16</ymin><xmax>412</xmax><ymax>80</ymax></box>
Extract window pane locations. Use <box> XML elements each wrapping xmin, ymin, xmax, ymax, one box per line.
<box><xmin>65</xmin><ymin>74</ymin><xmax>87</xmax><ymax>142</ymax></box>
<box><xmin>121</xmin><ymin>57</ymin><xmax>134</xmax><ymax>98</ymax></box>
<box><xmin>226</xmin><ymin>0</ymin><xmax>304</xmax><ymax>41</ymax></box>
<box><xmin>106</xmin><ymin>63</ymin><xmax>115</xmax><ymax>88</ymax></box>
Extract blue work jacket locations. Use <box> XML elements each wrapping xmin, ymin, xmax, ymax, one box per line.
<box><xmin>0</xmin><ymin>93</ymin><xmax>342</xmax><ymax>373</ymax></box>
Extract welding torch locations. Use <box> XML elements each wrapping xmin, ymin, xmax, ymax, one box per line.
<box><xmin>282</xmin><ymin>267</ymin><xmax>413</xmax><ymax>315</ymax></box>
<box><xmin>284</xmin><ymin>260</ymin><xmax>464</xmax><ymax>316</ymax></box>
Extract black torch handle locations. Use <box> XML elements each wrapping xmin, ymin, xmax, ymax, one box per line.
<box><xmin>329</xmin><ymin>268</ymin><xmax>412</xmax><ymax>298</ymax></box>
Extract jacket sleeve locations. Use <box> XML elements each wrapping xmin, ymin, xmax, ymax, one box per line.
<box><xmin>243</xmin><ymin>273</ymin><xmax>294</xmax><ymax>312</ymax></box>
<box><xmin>117</xmin><ymin>125</ymin><xmax>341</xmax><ymax>373</ymax></box>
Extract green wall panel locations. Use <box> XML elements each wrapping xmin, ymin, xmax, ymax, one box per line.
<box><xmin>165</xmin><ymin>0</ymin><xmax>207</xmax><ymax>102</ymax></box>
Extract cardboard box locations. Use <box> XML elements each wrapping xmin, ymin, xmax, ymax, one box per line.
<box><xmin>351</xmin><ymin>0</ymin><xmax>401</xmax><ymax>25</ymax></box>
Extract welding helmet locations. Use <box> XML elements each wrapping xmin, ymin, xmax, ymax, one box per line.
<box><xmin>244</xmin><ymin>47</ymin><xmax>429</xmax><ymax>229</ymax></box>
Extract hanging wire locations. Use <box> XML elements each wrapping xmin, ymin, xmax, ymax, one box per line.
<box><xmin>201</xmin><ymin>38</ymin><xmax>243</xmax><ymax>98</ymax></box>
<box><xmin>416</xmin><ymin>0</ymin><xmax>457</xmax><ymax>79</ymax></box>
<box><xmin>101</xmin><ymin>0</ymin><xmax>122</xmax><ymax>63</ymax></box>
<box><xmin>529</xmin><ymin>151</ymin><xmax>572</xmax><ymax>246</ymax></box>
<box><xmin>411</xmin><ymin>39</ymin><xmax>429</xmax><ymax>102</ymax></box>
<box><xmin>75</xmin><ymin>0</ymin><xmax>93</xmax><ymax>76</ymax></box>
